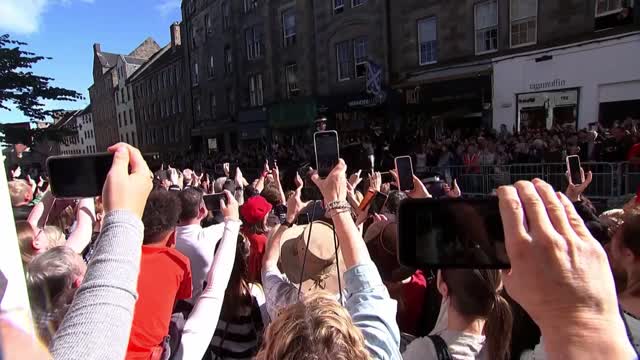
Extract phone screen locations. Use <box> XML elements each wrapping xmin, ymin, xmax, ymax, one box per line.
<box><xmin>47</xmin><ymin>154</ymin><xmax>113</xmax><ymax>198</ymax></box>
<box><xmin>567</xmin><ymin>155</ymin><xmax>582</xmax><ymax>185</ymax></box>
<box><xmin>203</xmin><ymin>193</ymin><xmax>227</xmax><ymax>211</ymax></box>
<box><xmin>395</xmin><ymin>156</ymin><xmax>415</xmax><ymax>191</ymax></box>
<box><xmin>398</xmin><ymin>198</ymin><xmax>509</xmax><ymax>269</ymax></box>
<box><xmin>314</xmin><ymin>131</ymin><xmax>339</xmax><ymax>178</ymax></box>
<box><xmin>369</xmin><ymin>191</ymin><xmax>388</xmax><ymax>215</ymax></box>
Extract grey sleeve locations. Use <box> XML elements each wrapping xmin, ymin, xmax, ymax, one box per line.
<box><xmin>50</xmin><ymin>210</ymin><xmax>144</xmax><ymax>360</ymax></box>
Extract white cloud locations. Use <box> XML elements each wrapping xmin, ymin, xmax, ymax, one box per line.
<box><xmin>0</xmin><ymin>0</ymin><xmax>94</xmax><ymax>35</ymax></box>
<box><xmin>155</xmin><ymin>0</ymin><xmax>180</xmax><ymax>18</ymax></box>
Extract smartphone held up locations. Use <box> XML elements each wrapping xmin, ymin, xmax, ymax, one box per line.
<box><xmin>395</xmin><ymin>156</ymin><xmax>415</xmax><ymax>192</ymax></box>
<box><xmin>398</xmin><ymin>197</ymin><xmax>509</xmax><ymax>269</ymax></box>
<box><xmin>566</xmin><ymin>155</ymin><xmax>583</xmax><ymax>185</ymax></box>
<box><xmin>314</xmin><ymin>131</ymin><xmax>339</xmax><ymax>178</ymax></box>
<box><xmin>47</xmin><ymin>153</ymin><xmax>113</xmax><ymax>198</ymax></box>
<box><xmin>203</xmin><ymin>193</ymin><xmax>228</xmax><ymax>212</ymax></box>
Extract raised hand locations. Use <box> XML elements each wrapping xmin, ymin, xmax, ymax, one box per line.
<box><xmin>446</xmin><ymin>179</ymin><xmax>462</xmax><ymax>198</ymax></box>
<box><xmin>286</xmin><ymin>177</ymin><xmax>311</xmax><ymax>223</ymax></box>
<box><xmin>565</xmin><ymin>169</ymin><xmax>593</xmax><ymax>202</ymax></box>
<box><xmin>390</xmin><ymin>170</ymin><xmax>431</xmax><ymax>199</ymax></box>
<box><xmin>369</xmin><ymin>171</ymin><xmax>382</xmax><ymax>192</ymax></box>
<box><xmin>348</xmin><ymin>170</ymin><xmax>363</xmax><ymax>189</ymax></box>
<box><xmin>103</xmin><ymin>143</ymin><xmax>153</xmax><ymax>219</ymax></box>
<box><xmin>220</xmin><ymin>190</ymin><xmax>239</xmax><ymax>221</ymax></box>
<box><xmin>311</xmin><ymin>159</ymin><xmax>348</xmax><ymax>203</ymax></box>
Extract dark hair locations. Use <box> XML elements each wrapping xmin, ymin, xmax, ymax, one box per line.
<box><xmin>177</xmin><ymin>188</ymin><xmax>203</xmax><ymax>222</ymax></box>
<box><xmin>260</xmin><ymin>185</ymin><xmax>281</xmax><ymax>207</ymax></box>
<box><xmin>220</xmin><ymin>234</ymin><xmax>252</xmax><ymax>320</ymax></box>
<box><xmin>142</xmin><ymin>189</ymin><xmax>182</xmax><ymax>244</ymax></box>
<box><xmin>621</xmin><ymin>209</ymin><xmax>640</xmax><ymax>257</ymax></box>
<box><xmin>441</xmin><ymin>269</ymin><xmax>512</xmax><ymax>360</ymax></box>
<box><xmin>385</xmin><ymin>191</ymin><xmax>407</xmax><ymax>216</ymax></box>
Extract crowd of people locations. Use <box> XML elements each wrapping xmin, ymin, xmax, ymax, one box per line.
<box><xmin>4</xmin><ymin>137</ymin><xmax>640</xmax><ymax>360</ymax></box>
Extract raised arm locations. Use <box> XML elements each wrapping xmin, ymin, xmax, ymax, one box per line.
<box><xmin>175</xmin><ymin>191</ymin><xmax>241</xmax><ymax>360</ymax></box>
<box><xmin>311</xmin><ymin>160</ymin><xmax>401</xmax><ymax>359</ymax></box>
<box><xmin>65</xmin><ymin>198</ymin><xmax>96</xmax><ymax>254</ymax></box>
<box><xmin>51</xmin><ymin>143</ymin><xmax>153</xmax><ymax>360</ymax></box>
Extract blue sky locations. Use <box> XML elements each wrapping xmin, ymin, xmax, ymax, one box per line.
<box><xmin>0</xmin><ymin>0</ymin><xmax>182</xmax><ymax>124</ymax></box>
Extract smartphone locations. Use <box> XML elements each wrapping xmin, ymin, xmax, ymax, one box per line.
<box><xmin>314</xmin><ymin>131</ymin><xmax>339</xmax><ymax>178</ymax></box>
<box><xmin>369</xmin><ymin>191</ymin><xmax>388</xmax><ymax>215</ymax></box>
<box><xmin>203</xmin><ymin>193</ymin><xmax>227</xmax><ymax>211</ymax></box>
<box><xmin>274</xmin><ymin>204</ymin><xmax>287</xmax><ymax>223</ymax></box>
<box><xmin>380</xmin><ymin>172</ymin><xmax>395</xmax><ymax>184</ymax></box>
<box><xmin>395</xmin><ymin>156</ymin><xmax>415</xmax><ymax>191</ymax></box>
<box><xmin>566</xmin><ymin>155</ymin><xmax>583</xmax><ymax>185</ymax></box>
<box><xmin>47</xmin><ymin>153</ymin><xmax>113</xmax><ymax>198</ymax></box>
<box><xmin>398</xmin><ymin>198</ymin><xmax>509</xmax><ymax>269</ymax></box>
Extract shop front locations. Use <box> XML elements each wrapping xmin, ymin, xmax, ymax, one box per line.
<box><xmin>238</xmin><ymin>108</ymin><xmax>268</xmax><ymax>149</ymax></box>
<box><xmin>492</xmin><ymin>32</ymin><xmax>640</xmax><ymax>132</ymax></box>
<box><xmin>268</xmin><ymin>97</ymin><xmax>317</xmax><ymax>146</ymax></box>
<box><xmin>396</xmin><ymin>63</ymin><xmax>493</xmax><ymax>138</ymax></box>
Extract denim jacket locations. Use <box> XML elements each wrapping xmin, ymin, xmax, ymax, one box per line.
<box><xmin>345</xmin><ymin>263</ymin><xmax>402</xmax><ymax>360</ymax></box>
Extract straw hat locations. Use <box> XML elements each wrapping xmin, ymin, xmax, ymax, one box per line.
<box><xmin>279</xmin><ymin>221</ymin><xmax>345</xmax><ymax>295</ymax></box>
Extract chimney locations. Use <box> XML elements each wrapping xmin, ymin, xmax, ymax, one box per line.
<box><xmin>170</xmin><ymin>22</ymin><xmax>181</xmax><ymax>48</ymax></box>
<box><xmin>93</xmin><ymin>43</ymin><xmax>101</xmax><ymax>53</ymax></box>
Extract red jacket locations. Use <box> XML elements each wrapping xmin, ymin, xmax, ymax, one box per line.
<box><xmin>242</xmin><ymin>229</ymin><xmax>267</xmax><ymax>284</ymax></box>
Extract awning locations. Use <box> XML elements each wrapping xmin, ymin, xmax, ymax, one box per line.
<box><xmin>396</xmin><ymin>61</ymin><xmax>492</xmax><ymax>88</ymax></box>
<box><xmin>268</xmin><ymin>98</ymin><xmax>317</xmax><ymax>129</ymax></box>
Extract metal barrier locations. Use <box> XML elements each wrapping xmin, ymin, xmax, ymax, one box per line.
<box><xmin>624</xmin><ymin>163</ymin><xmax>640</xmax><ymax>195</ymax></box>
<box><xmin>425</xmin><ymin>162</ymin><xmax>622</xmax><ymax>198</ymax></box>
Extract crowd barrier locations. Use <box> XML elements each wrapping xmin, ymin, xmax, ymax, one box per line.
<box><xmin>203</xmin><ymin>162</ymin><xmax>637</xmax><ymax>201</ymax></box>
<box><xmin>420</xmin><ymin>162</ymin><xmax>628</xmax><ymax>200</ymax></box>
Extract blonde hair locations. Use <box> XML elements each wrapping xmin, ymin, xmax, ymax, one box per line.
<box><xmin>8</xmin><ymin>180</ymin><xmax>31</xmax><ymax>206</ymax></box>
<box><xmin>255</xmin><ymin>292</ymin><xmax>370</xmax><ymax>360</ymax></box>
<box><xmin>43</xmin><ymin>226</ymin><xmax>66</xmax><ymax>248</ymax></box>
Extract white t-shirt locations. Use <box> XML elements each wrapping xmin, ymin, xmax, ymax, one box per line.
<box><xmin>175</xmin><ymin>223</ymin><xmax>226</xmax><ymax>304</ymax></box>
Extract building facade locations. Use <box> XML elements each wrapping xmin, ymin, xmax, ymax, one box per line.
<box><xmin>114</xmin><ymin>56</ymin><xmax>145</xmax><ymax>146</ymax></box>
<box><xmin>129</xmin><ymin>22</ymin><xmax>192</xmax><ymax>155</ymax></box>
<box><xmin>77</xmin><ymin>105</ymin><xmax>97</xmax><ymax>154</ymax></box>
<box><xmin>390</xmin><ymin>0</ymin><xmax>639</xmax><ymax>133</ymax></box>
<box><xmin>89</xmin><ymin>39</ymin><xmax>160</xmax><ymax>151</ymax></box>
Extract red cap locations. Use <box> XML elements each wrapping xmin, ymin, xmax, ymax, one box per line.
<box><xmin>240</xmin><ymin>196</ymin><xmax>273</xmax><ymax>225</ymax></box>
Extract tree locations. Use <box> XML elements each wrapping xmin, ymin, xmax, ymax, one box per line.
<box><xmin>0</xmin><ymin>34</ymin><xmax>83</xmax><ymax>146</ymax></box>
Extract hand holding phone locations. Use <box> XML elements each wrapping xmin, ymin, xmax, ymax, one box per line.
<box><xmin>203</xmin><ymin>193</ymin><xmax>228</xmax><ymax>211</ymax></box>
<box><xmin>395</xmin><ymin>156</ymin><xmax>415</xmax><ymax>191</ymax></box>
<box><xmin>314</xmin><ymin>131</ymin><xmax>339</xmax><ymax>179</ymax></box>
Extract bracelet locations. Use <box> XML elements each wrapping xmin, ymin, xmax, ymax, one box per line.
<box><xmin>325</xmin><ymin>200</ymin><xmax>349</xmax><ymax>211</ymax></box>
<box><xmin>326</xmin><ymin>208</ymin><xmax>352</xmax><ymax>218</ymax></box>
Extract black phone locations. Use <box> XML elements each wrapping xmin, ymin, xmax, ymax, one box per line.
<box><xmin>398</xmin><ymin>198</ymin><xmax>509</xmax><ymax>269</ymax></box>
<box><xmin>566</xmin><ymin>155</ymin><xmax>582</xmax><ymax>185</ymax></box>
<box><xmin>203</xmin><ymin>193</ymin><xmax>227</xmax><ymax>211</ymax></box>
<box><xmin>380</xmin><ymin>172</ymin><xmax>395</xmax><ymax>184</ymax></box>
<box><xmin>314</xmin><ymin>131</ymin><xmax>339</xmax><ymax>178</ymax></box>
<box><xmin>369</xmin><ymin>191</ymin><xmax>388</xmax><ymax>215</ymax></box>
<box><xmin>395</xmin><ymin>156</ymin><xmax>415</xmax><ymax>191</ymax></box>
<box><xmin>47</xmin><ymin>153</ymin><xmax>113</xmax><ymax>198</ymax></box>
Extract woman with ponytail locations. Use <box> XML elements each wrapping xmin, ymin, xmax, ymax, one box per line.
<box><xmin>403</xmin><ymin>269</ymin><xmax>513</xmax><ymax>360</ymax></box>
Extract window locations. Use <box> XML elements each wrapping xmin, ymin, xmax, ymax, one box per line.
<box><xmin>334</xmin><ymin>0</ymin><xmax>344</xmax><ymax>14</ymax></box>
<box><xmin>123</xmin><ymin>111</ymin><xmax>127</xmax><ymax>126</ymax></box>
<box><xmin>121</xmin><ymin>88</ymin><xmax>125</xmax><ymax>103</ymax></box>
<box><xmin>352</xmin><ymin>0</ymin><xmax>366</xmax><ymax>7</ymax></box>
<box><xmin>171</xmin><ymin>66</ymin><xmax>176</xmax><ymax>85</ymax></box>
<box><xmin>336</xmin><ymin>40</ymin><xmax>352</xmax><ymax>81</ymax></box>
<box><xmin>285</xmin><ymin>63</ymin><xmax>299</xmax><ymax>97</ymax></box>
<box><xmin>173</xmin><ymin>96</ymin><xmax>177</xmax><ymax>115</ymax></box>
<box><xmin>127</xmin><ymin>86</ymin><xmax>131</xmax><ymax>101</ymax></box>
<box><xmin>205</xmin><ymin>14</ymin><xmax>212</xmax><ymax>35</ymax></box>
<box><xmin>475</xmin><ymin>1</ymin><xmax>498</xmax><ymax>54</ymax></box>
<box><xmin>353</xmin><ymin>37</ymin><xmax>368</xmax><ymax>78</ymax></box>
<box><xmin>129</xmin><ymin>109</ymin><xmax>133</xmax><ymax>124</ymax></box>
<box><xmin>249</xmin><ymin>74</ymin><xmax>264</xmax><ymax>106</ymax></box>
<box><xmin>418</xmin><ymin>17</ymin><xmax>438</xmax><ymax>65</ymax></box>
<box><xmin>191</xmin><ymin>31</ymin><xmax>197</xmax><ymax>48</ymax></box>
<box><xmin>208</xmin><ymin>55</ymin><xmax>215</xmax><ymax>78</ymax></box>
<box><xmin>224</xmin><ymin>46</ymin><xmax>233</xmax><ymax>74</ymax></box>
<box><xmin>596</xmin><ymin>0</ymin><xmax>626</xmax><ymax>17</ymax></box>
<box><xmin>282</xmin><ymin>8</ymin><xmax>296</xmax><ymax>47</ymax></box>
<box><xmin>210</xmin><ymin>93</ymin><xmax>217</xmax><ymax>119</ymax></box>
<box><xmin>222</xmin><ymin>2</ymin><xmax>231</xmax><ymax>30</ymax></box>
<box><xmin>193</xmin><ymin>62</ymin><xmax>199</xmax><ymax>85</ymax></box>
<box><xmin>510</xmin><ymin>0</ymin><xmax>537</xmax><ymax>47</ymax></box>
<box><xmin>227</xmin><ymin>87</ymin><xmax>235</xmax><ymax>115</ymax></box>
<box><xmin>126</xmin><ymin>133</ymin><xmax>129</xmax><ymax>144</ymax></box>
<box><xmin>194</xmin><ymin>97</ymin><xmax>201</xmax><ymax>118</ymax></box>
<box><xmin>244</xmin><ymin>0</ymin><xmax>258</xmax><ymax>12</ymax></box>
<box><xmin>118</xmin><ymin>113</ymin><xmax>121</xmax><ymax>127</ymax></box>
<box><xmin>245</xmin><ymin>26</ymin><xmax>264</xmax><ymax>60</ymax></box>
<box><xmin>163</xmin><ymin>71</ymin><xmax>167</xmax><ymax>88</ymax></box>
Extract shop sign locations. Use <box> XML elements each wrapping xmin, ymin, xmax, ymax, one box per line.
<box><xmin>528</xmin><ymin>79</ymin><xmax>567</xmax><ymax>91</ymax></box>
<box><xmin>207</xmin><ymin>138</ymin><xmax>217</xmax><ymax>150</ymax></box>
